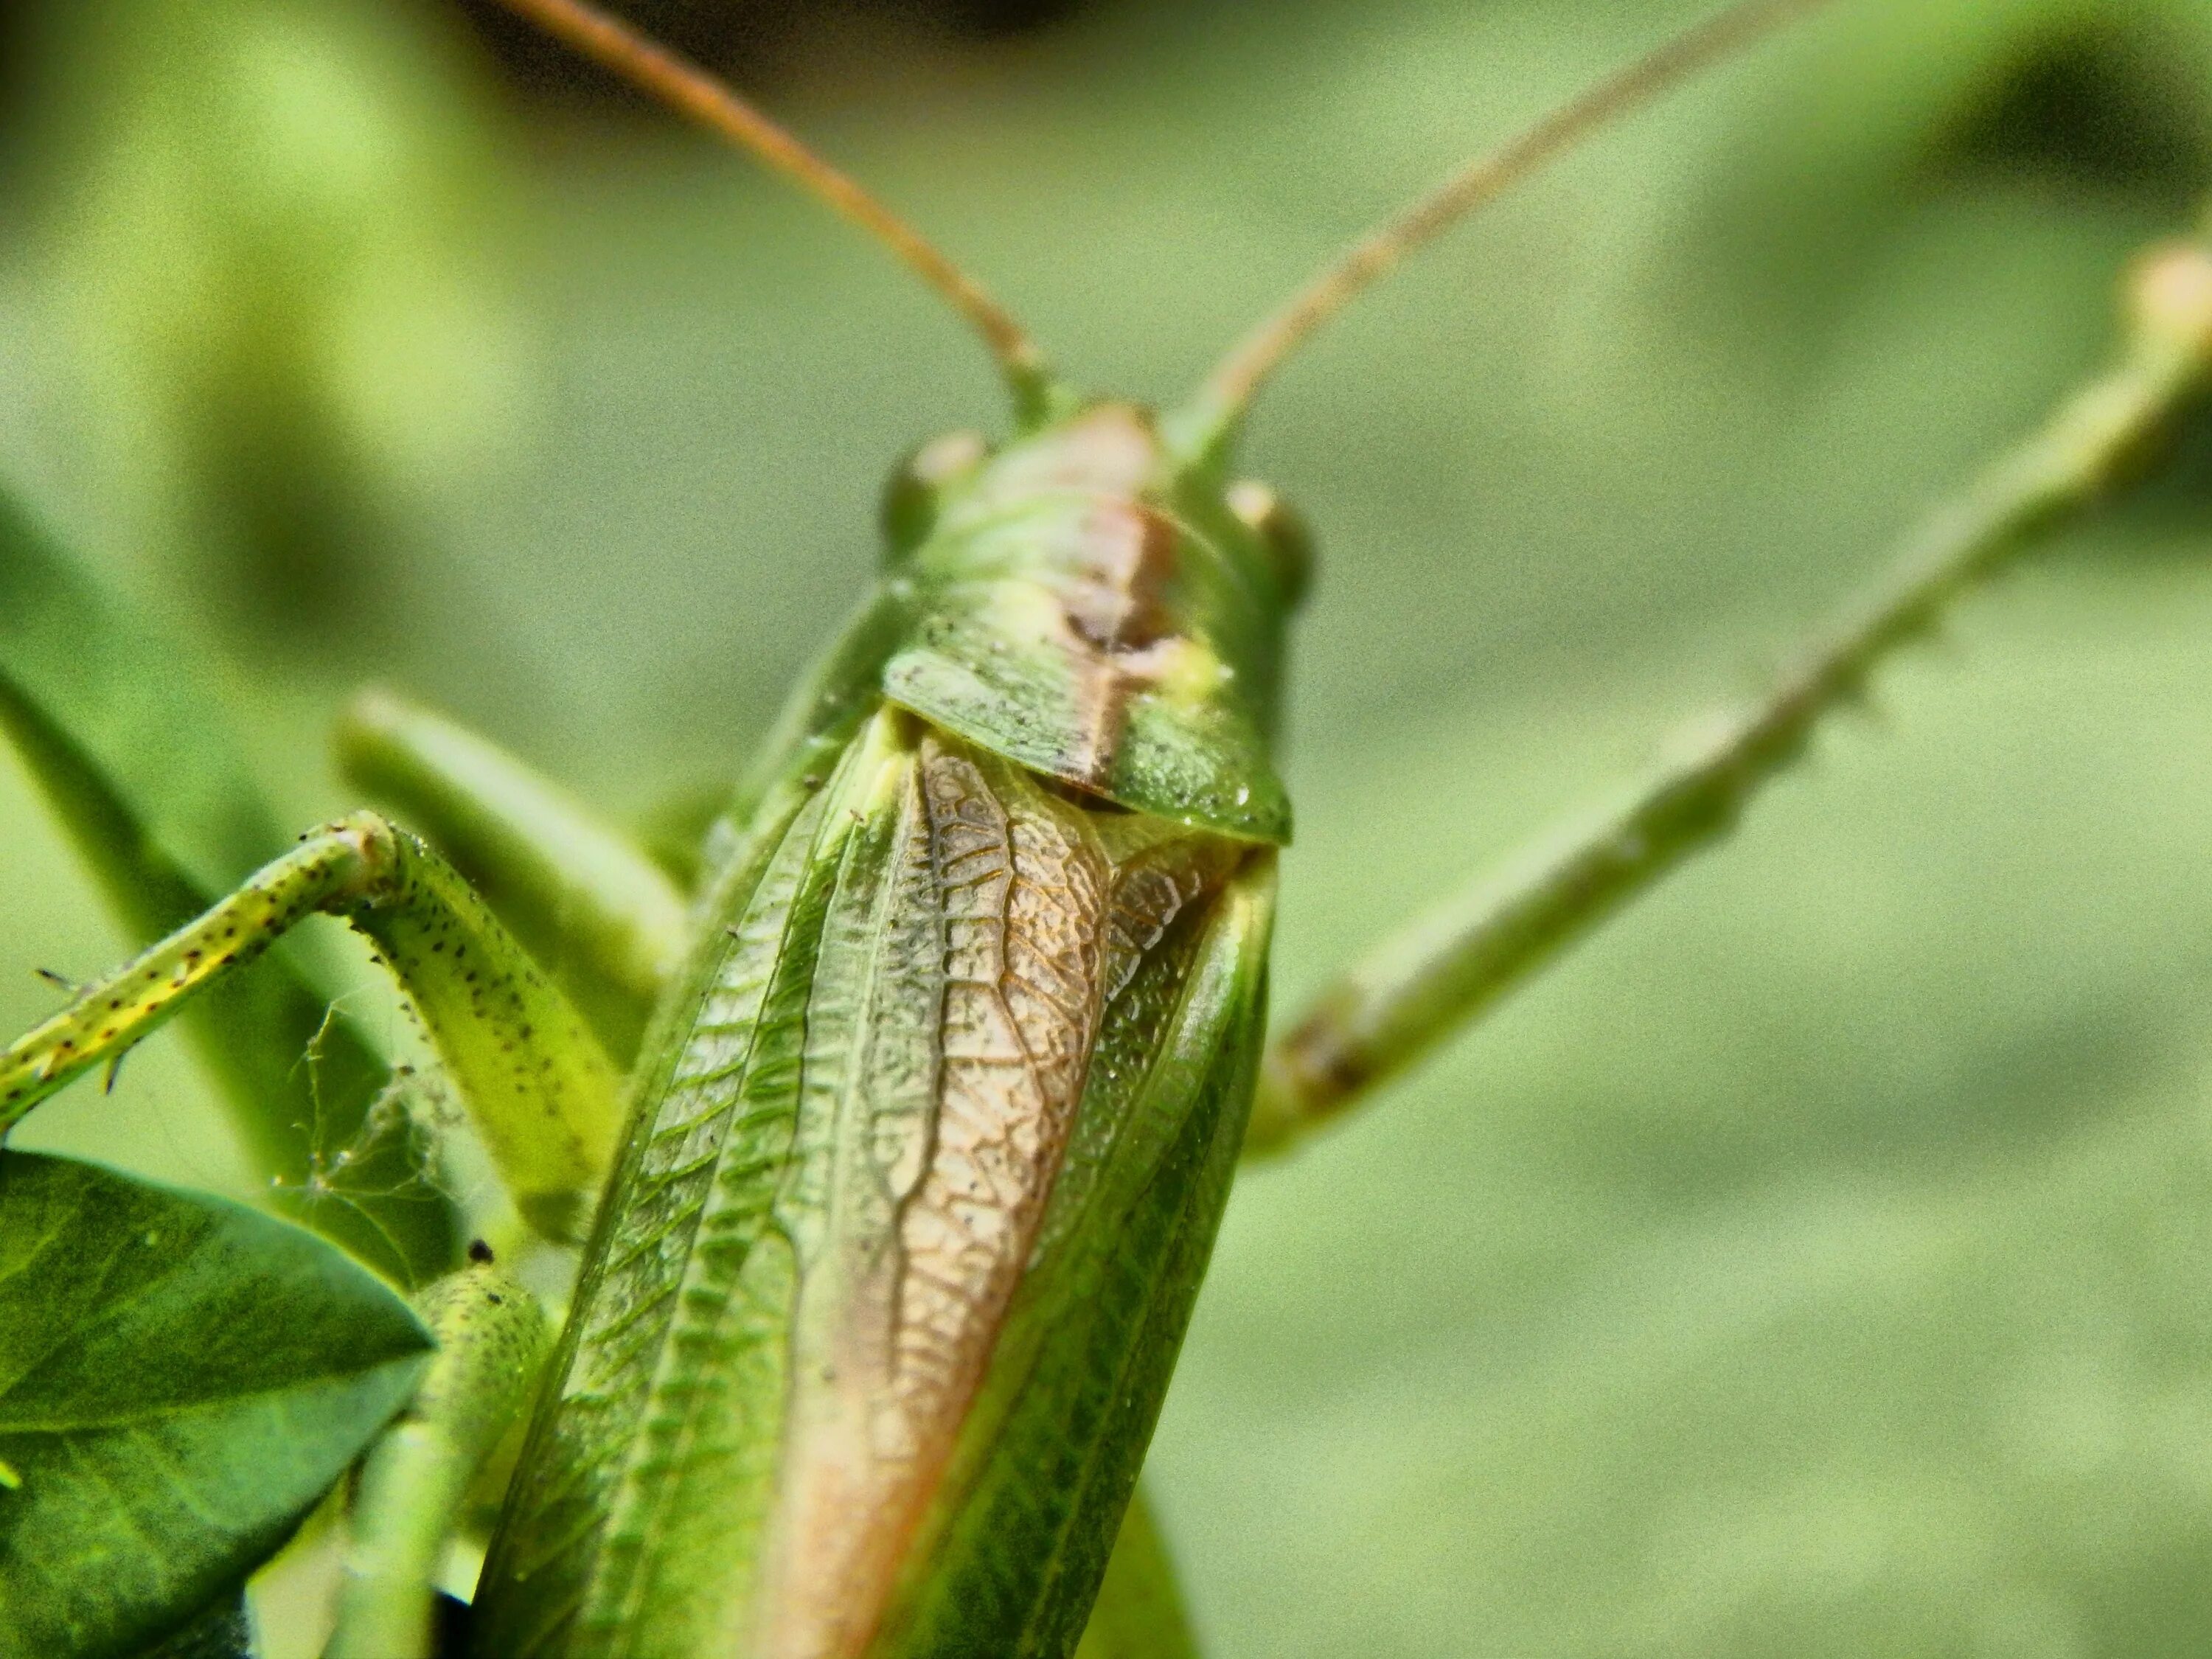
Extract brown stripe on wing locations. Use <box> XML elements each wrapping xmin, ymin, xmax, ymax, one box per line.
<box><xmin>757</xmin><ymin>740</ymin><xmax>1113</xmax><ymax>1659</ymax></box>
<box><xmin>754</xmin><ymin>733</ymin><xmax>1245</xmax><ymax>1659</ymax></box>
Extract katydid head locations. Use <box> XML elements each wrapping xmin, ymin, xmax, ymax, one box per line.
<box><xmin>867</xmin><ymin>400</ymin><xmax>1298</xmax><ymax>842</ymax></box>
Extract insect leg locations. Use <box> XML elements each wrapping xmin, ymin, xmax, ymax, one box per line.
<box><xmin>330</xmin><ymin>1252</ymin><xmax>552</xmax><ymax>1659</ymax></box>
<box><xmin>1246</xmin><ymin>238</ymin><xmax>2212</xmax><ymax>1156</ymax></box>
<box><xmin>0</xmin><ymin>813</ymin><xmax>620</xmax><ymax>1241</ymax></box>
<box><xmin>337</xmin><ymin>688</ymin><xmax>689</xmax><ymax>1058</ymax></box>
<box><xmin>4</xmin><ymin>498</ymin><xmax>462</xmax><ymax>1281</ymax></box>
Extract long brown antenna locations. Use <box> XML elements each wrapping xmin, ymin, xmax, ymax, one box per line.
<box><xmin>1178</xmin><ymin>0</ymin><xmax>1839</xmax><ymax>457</ymax></box>
<box><xmin>493</xmin><ymin>0</ymin><xmax>1054</xmax><ymax>417</ymax></box>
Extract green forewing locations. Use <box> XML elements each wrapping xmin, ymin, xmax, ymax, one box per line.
<box><xmin>476</xmin><ymin>705</ymin><xmax>1272</xmax><ymax>1658</ymax></box>
<box><xmin>476</xmin><ymin>758</ymin><xmax>858</xmax><ymax>1656</ymax></box>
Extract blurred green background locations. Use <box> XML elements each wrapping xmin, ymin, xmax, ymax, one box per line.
<box><xmin>8</xmin><ymin>0</ymin><xmax>2212</xmax><ymax>1653</ymax></box>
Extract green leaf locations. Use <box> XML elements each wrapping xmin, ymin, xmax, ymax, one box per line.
<box><xmin>0</xmin><ymin>497</ymin><xmax>277</xmax><ymax>905</ymax></box>
<box><xmin>0</xmin><ymin>1152</ymin><xmax>434</xmax><ymax>1659</ymax></box>
<box><xmin>1073</xmin><ymin>1484</ymin><xmax>1203</xmax><ymax>1659</ymax></box>
<box><xmin>0</xmin><ymin>485</ymin><xmax>459</xmax><ymax>1284</ymax></box>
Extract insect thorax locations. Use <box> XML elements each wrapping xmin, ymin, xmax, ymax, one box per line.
<box><xmin>881</xmin><ymin>400</ymin><xmax>1301</xmax><ymax>847</ymax></box>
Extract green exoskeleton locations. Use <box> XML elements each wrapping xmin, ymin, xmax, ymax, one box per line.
<box><xmin>24</xmin><ymin>0</ymin><xmax>2212</xmax><ymax>1654</ymax></box>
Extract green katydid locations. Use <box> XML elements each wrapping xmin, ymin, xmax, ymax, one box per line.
<box><xmin>7</xmin><ymin>0</ymin><xmax>2212</xmax><ymax>1654</ymax></box>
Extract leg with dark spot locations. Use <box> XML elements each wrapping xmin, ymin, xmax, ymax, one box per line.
<box><xmin>1</xmin><ymin>810</ymin><xmax>622</xmax><ymax>1243</ymax></box>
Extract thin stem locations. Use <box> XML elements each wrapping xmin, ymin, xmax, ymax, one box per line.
<box><xmin>493</xmin><ymin>0</ymin><xmax>1054</xmax><ymax>420</ymax></box>
<box><xmin>1179</xmin><ymin>0</ymin><xmax>1835</xmax><ymax>459</ymax></box>
<box><xmin>1244</xmin><ymin>238</ymin><xmax>2212</xmax><ymax>1156</ymax></box>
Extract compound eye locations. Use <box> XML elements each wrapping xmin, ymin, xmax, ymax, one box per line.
<box><xmin>880</xmin><ymin>429</ymin><xmax>988</xmax><ymax>563</ymax></box>
<box><xmin>1225</xmin><ymin>479</ymin><xmax>1314</xmax><ymax>609</ymax></box>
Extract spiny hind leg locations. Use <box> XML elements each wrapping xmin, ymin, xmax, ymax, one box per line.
<box><xmin>1</xmin><ymin>812</ymin><xmax>619</xmax><ymax>1242</ymax></box>
<box><xmin>338</xmin><ymin>689</ymin><xmax>691</xmax><ymax>1057</ymax></box>
<box><xmin>1244</xmin><ymin>245</ymin><xmax>2211</xmax><ymax>1156</ymax></box>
